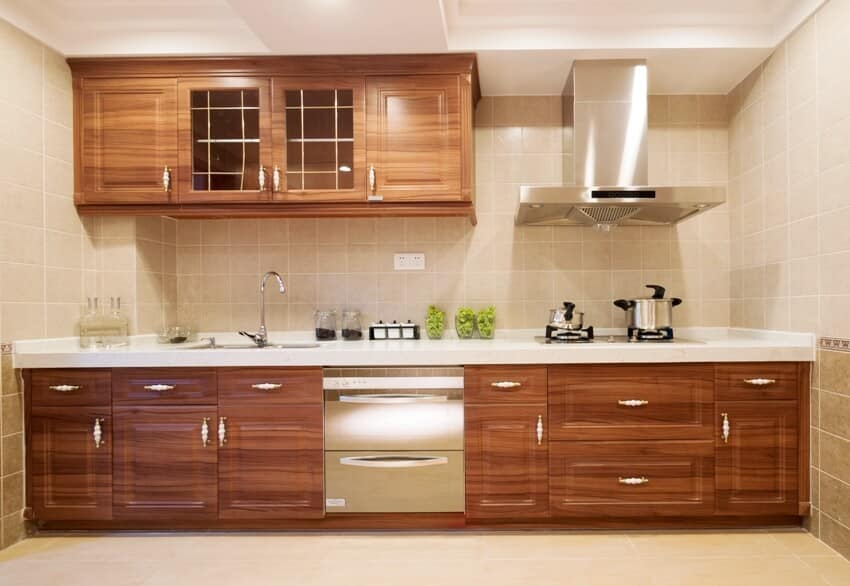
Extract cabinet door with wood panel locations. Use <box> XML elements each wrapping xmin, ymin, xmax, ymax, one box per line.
<box><xmin>78</xmin><ymin>78</ymin><xmax>177</xmax><ymax>204</ymax></box>
<box><xmin>113</xmin><ymin>406</ymin><xmax>217</xmax><ymax>519</ymax></box>
<box><xmin>465</xmin><ymin>405</ymin><xmax>549</xmax><ymax>519</ymax></box>
<box><xmin>177</xmin><ymin>77</ymin><xmax>273</xmax><ymax>203</ymax></box>
<box><xmin>272</xmin><ymin>76</ymin><xmax>366</xmax><ymax>202</ymax></box>
<box><xmin>716</xmin><ymin>401</ymin><xmax>798</xmax><ymax>515</ymax></box>
<box><xmin>30</xmin><ymin>407</ymin><xmax>112</xmax><ymax>520</ymax></box>
<box><xmin>218</xmin><ymin>405</ymin><xmax>324</xmax><ymax>519</ymax></box>
<box><xmin>366</xmin><ymin>75</ymin><xmax>463</xmax><ymax>202</ymax></box>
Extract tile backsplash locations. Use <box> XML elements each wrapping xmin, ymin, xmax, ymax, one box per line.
<box><xmin>175</xmin><ymin>94</ymin><xmax>730</xmax><ymax>333</ymax></box>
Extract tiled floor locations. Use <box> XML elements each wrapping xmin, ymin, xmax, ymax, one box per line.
<box><xmin>0</xmin><ymin>530</ymin><xmax>848</xmax><ymax>585</ymax></box>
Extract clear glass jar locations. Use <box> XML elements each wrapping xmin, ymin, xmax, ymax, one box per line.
<box><xmin>314</xmin><ymin>309</ymin><xmax>337</xmax><ymax>340</ymax></box>
<box><xmin>341</xmin><ymin>310</ymin><xmax>363</xmax><ymax>341</ymax></box>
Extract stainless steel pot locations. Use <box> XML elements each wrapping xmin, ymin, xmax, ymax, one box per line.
<box><xmin>548</xmin><ymin>301</ymin><xmax>584</xmax><ymax>330</ymax></box>
<box><xmin>613</xmin><ymin>285</ymin><xmax>682</xmax><ymax>330</ymax></box>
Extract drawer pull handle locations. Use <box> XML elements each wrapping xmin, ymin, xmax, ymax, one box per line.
<box><xmin>201</xmin><ymin>417</ymin><xmax>210</xmax><ymax>447</ymax></box>
<box><xmin>618</xmin><ymin>399</ymin><xmax>649</xmax><ymax>407</ymax></box>
<box><xmin>721</xmin><ymin>412</ymin><xmax>730</xmax><ymax>443</ymax></box>
<box><xmin>743</xmin><ymin>378</ymin><xmax>776</xmax><ymax>386</ymax></box>
<box><xmin>618</xmin><ymin>477</ymin><xmax>649</xmax><ymax>486</ymax></box>
<box><xmin>49</xmin><ymin>385</ymin><xmax>80</xmax><ymax>392</ymax></box>
<box><xmin>536</xmin><ymin>414</ymin><xmax>543</xmax><ymax>446</ymax></box>
<box><xmin>93</xmin><ymin>418</ymin><xmax>105</xmax><ymax>448</ymax></box>
<box><xmin>340</xmin><ymin>455</ymin><xmax>448</xmax><ymax>468</ymax></box>
<box><xmin>162</xmin><ymin>166</ymin><xmax>171</xmax><ymax>191</ymax></box>
<box><xmin>144</xmin><ymin>384</ymin><xmax>175</xmax><ymax>392</ymax></box>
<box><xmin>218</xmin><ymin>417</ymin><xmax>227</xmax><ymax>447</ymax></box>
<box><xmin>272</xmin><ymin>164</ymin><xmax>281</xmax><ymax>192</ymax></box>
<box><xmin>491</xmin><ymin>381</ymin><xmax>522</xmax><ymax>389</ymax></box>
<box><xmin>252</xmin><ymin>382</ymin><xmax>282</xmax><ymax>391</ymax></box>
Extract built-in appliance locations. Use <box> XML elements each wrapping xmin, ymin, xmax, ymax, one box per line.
<box><xmin>323</xmin><ymin>368</ymin><xmax>464</xmax><ymax>513</ymax></box>
<box><xmin>515</xmin><ymin>59</ymin><xmax>726</xmax><ymax>227</ymax></box>
<box><xmin>536</xmin><ymin>332</ymin><xmax>696</xmax><ymax>344</ymax></box>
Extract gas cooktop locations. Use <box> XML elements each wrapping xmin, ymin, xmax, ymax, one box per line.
<box><xmin>535</xmin><ymin>335</ymin><xmax>703</xmax><ymax>345</ymax></box>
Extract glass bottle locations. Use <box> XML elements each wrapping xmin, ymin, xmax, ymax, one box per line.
<box><xmin>341</xmin><ymin>310</ymin><xmax>363</xmax><ymax>341</ymax></box>
<box><xmin>314</xmin><ymin>309</ymin><xmax>337</xmax><ymax>340</ymax></box>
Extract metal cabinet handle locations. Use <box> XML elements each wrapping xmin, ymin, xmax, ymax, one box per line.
<box><xmin>618</xmin><ymin>476</ymin><xmax>649</xmax><ymax>486</ymax></box>
<box><xmin>339</xmin><ymin>393</ymin><xmax>445</xmax><ymax>404</ymax></box>
<box><xmin>272</xmin><ymin>164</ymin><xmax>281</xmax><ymax>192</ymax></box>
<box><xmin>93</xmin><ymin>418</ymin><xmax>105</xmax><ymax>448</ymax></box>
<box><xmin>618</xmin><ymin>399</ymin><xmax>649</xmax><ymax>407</ymax></box>
<box><xmin>259</xmin><ymin>165</ymin><xmax>266</xmax><ymax>191</ymax></box>
<box><xmin>49</xmin><ymin>384</ymin><xmax>80</xmax><ymax>392</ymax></box>
<box><xmin>218</xmin><ymin>417</ymin><xmax>227</xmax><ymax>447</ymax></box>
<box><xmin>340</xmin><ymin>455</ymin><xmax>448</xmax><ymax>468</ymax></box>
<box><xmin>491</xmin><ymin>381</ymin><xmax>522</xmax><ymax>389</ymax></box>
<box><xmin>201</xmin><ymin>417</ymin><xmax>211</xmax><ymax>447</ymax></box>
<box><xmin>743</xmin><ymin>378</ymin><xmax>776</xmax><ymax>386</ymax></box>
<box><xmin>162</xmin><ymin>166</ymin><xmax>171</xmax><ymax>191</ymax></box>
<box><xmin>536</xmin><ymin>414</ymin><xmax>544</xmax><ymax>446</ymax></box>
<box><xmin>368</xmin><ymin>165</ymin><xmax>376</xmax><ymax>193</ymax></box>
<box><xmin>144</xmin><ymin>384</ymin><xmax>175</xmax><ymax>392</ymax></box>
<box><xmin>251</xmin><ymin>382</ymin><xmax>282</xmax><ymax>391</ymax></box>
<box><xmin>721</xmin><ymin>412</ymin><xmax>730</xmax><ymax>443</ymax></box>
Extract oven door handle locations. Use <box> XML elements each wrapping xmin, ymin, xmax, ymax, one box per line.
<box><xmin>339</xmin><ymin>455</ymin><xmax>449</xmax><ymax>468</ymax></box>
<box><xmin>338</xmin><ymin>393</ymin><xmax>448</xmax><ymax>404</ymax></box>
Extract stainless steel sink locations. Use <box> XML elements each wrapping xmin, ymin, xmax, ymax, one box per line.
<box><xmin>180</xmin><ymin>341</ymin><xmax>320</xmax><ymax>350</ymax></box>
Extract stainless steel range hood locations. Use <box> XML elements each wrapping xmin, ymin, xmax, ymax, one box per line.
<box><xmin>515</xmin><ymin>60</ymin><xmax>725</xmax><ymax>227</ymax></box>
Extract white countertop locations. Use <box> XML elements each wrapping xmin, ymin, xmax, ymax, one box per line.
<box><xmin>12</xmin><ymin>328</ymin><xmax>815</xmax><ymax>369</ymax></box>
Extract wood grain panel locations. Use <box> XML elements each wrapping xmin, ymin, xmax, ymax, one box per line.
<box><xmin>218</xmin><ymin>405</ymin><xmax>323</xmax><ymax>519</ymax></box>
<box><xmin>30</xmin><ymin>407</ymin><xmax>112</xmax><ymax>521</ymax></box>
<box><xmin>549</xmin><ymin>364</ymin><xmax>714</xmax><ymax>441</ymax></box>
<box><xmin>32</xmin><ymin>369</ymin><xmax>111</xmax><ymax>407</ymax></box>
<box><xmin>716</xmin><ymin>401</ymin><xmax>799</xmax><ymax>515</ymax></box>
<box><xmin>79</xmin><ymin>78</ymin><xmax>177</xmax><ymax>204</ymax></box>
<box><xmin>550</xmin><ymin>441</ymin><xmax>715</xmax><ymax>517</ymax></box>
<box><xmin>112</xmin><ymin>368</ymin><xmax>216</xmax><ymax>405</ymax></box>
<box><xmin>367</xmin><ymin>75</ymin><xmax>461</xmax><ymax>202</ymax></box>
<box><xmin>218</xmin><ymin>367</ymin><xmax>321</xmax><ymax>407</ymax></box>
<box><xmin>465</xmin><ymin>366</ymin><xmax>547</xmax><ymax>405</ymax></box>
<box><xmin>113</xmin><ymin>406</ymin><xmax>217</xmax><ymax>519</ymax></box>
<box><xmin>465</xmin><ymin>404</ymin><xmax>549</xmax><ymax>519</ymax></box>
<box><xmin>716</xmin><ymin>363</ymin><xmax>800</xmax><ymax>401</ymax></box>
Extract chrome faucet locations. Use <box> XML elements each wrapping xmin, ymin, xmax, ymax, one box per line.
<box><xmin>239</xmin><ymin>271</ymin><xmax>286</xmax><ymax>347</ymax></box>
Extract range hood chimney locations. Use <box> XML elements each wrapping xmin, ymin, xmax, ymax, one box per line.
<box><xmin>515</xmin><ymin>59</ymin><xmax>725</xmax><ymax>227</ymax></box>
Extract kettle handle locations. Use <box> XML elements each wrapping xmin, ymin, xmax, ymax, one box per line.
<box><xmin>646</xmin><ymin>284</ymin><xmax>666</xmax><ymax>299</ymax></box>
<box><xmin>563</xmin><ymin>301</ymin><xmax>576</xmax><ymax>321</ymax></box>
<box><xmin>671</xmin><ymin>297</ymin><xmax>683</xmax><ymax>307</ymax></box>
<box><xmin>613</xmin><ymin>299</ymin><xmax>634</xmax><ymax>311</ymax></box>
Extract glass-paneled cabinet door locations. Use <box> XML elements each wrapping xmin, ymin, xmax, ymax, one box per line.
<box><xmin>271</xmin><ymin>77</ymin><xmax>366</xmax><ymax>201</ymax></box>
<box><xmin>177</xmin><ymin>78</ymin><xmax>273</xmax><ymax>203</ymax></box>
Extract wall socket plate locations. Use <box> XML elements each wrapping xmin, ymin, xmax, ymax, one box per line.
<box><xmin>393</xmin><ymin>253</ymin><xmax>426</xmax><ymax>271</ymax></box>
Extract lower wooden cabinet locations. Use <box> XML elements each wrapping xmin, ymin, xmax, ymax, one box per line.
<box><xmin>113</xmin><ymin>406</ymin><xmax>218</xmax><ymax>520</ymax></box>
<box><xmin>716</xmin><ymin>401</ymin><xmax>799</xmax><ymax>515</ymax></box>
<box><xmin>550</xmin><ymin>441</ymin><xmax>715</xmax><ymax>517</ymax></box>
<box><xmin>465</xmin><ymin>405</ymin><xmax>549</xmax><ymax>519</ymax></box>
<box><xmin>30</xmin><ymin>407</ymin><xmax>112</xmax><ymax>520</ymax></box>
<box><xmin>218</xmin><ymin>405</ymin><xmax>324</xmax><ymax>519</ymax></box>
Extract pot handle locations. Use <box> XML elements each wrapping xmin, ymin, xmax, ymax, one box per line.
<box><xmin>563</xmin><ymin>301</ymin><xmax>576</xmax><ymax>321</ymax></box>
<box><xmin>671</xmin><ymin>297</ymin><xmax>683</xmax><ymax>307</ymax></box>
<box><xmin>646</xmin><ymin>284</ymin><xmax>666</xmax><ymax>299</ymax></box>
<box><xmin>613</xmin><ymin>299</ymin><xmax>634</xmax><ymax>311</ymax></box>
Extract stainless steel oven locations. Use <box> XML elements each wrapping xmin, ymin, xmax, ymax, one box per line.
<box><xmin>323</xmin><ymin>368</ymin><xmax>464</xmax><ymax>513</ymax></box>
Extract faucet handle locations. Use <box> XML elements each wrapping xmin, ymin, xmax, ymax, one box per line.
<box><xmin>199</xmin><ymin>336</ymin><xmax>216</xmax><ymax>349</ymax></box>
<box><xmin>238</xmin><ymin>330</ymin><xmax>265</xmax><ymax>347</ymax></box>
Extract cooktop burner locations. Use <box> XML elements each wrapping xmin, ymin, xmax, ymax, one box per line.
<box><xmin>545</xmin><ymin>325</ymin><xmax>594</xmax><ymax>343</ymax></box>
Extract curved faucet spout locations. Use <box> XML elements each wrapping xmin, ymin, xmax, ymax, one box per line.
<box><xmin>246</xmin><ymin>271</ymin><xmax>287</xmax><ymax>347</ymax></box>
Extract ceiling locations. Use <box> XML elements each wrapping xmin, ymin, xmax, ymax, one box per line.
<box><xmin>0</xmin><ymin>0</ymin><xmax>826</xmax><ymax>94</ymax></box>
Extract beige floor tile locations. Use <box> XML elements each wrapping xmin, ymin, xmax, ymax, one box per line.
<box><xmin>768</xmin><ymin>530</ymin><xmax>841</xmax><ymax>556</ymax></box>
<box><xmin>628</xmin><ymin>530</ymin><xmax>792</xmax><ymax>558</ymax></box>
<box><xmin>650</xmin><ymin>556</ymin><xmax>830</xmax><ymax>586</ymax></box>
<box><xmin>801</xmin><ymin>555</ymin><xmax>850</xmax><ymax>586</ymax></box>
<box><xmin>0</xmin><ymin>560</ymin><xmax>156</xmax><ymax>586</ymax></box>
<box><xmin>477</xmin><ymin>532</ymin><xmax>636</xmax><ymax>560</ymax></box>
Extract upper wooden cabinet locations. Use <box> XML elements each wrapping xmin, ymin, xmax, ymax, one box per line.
<box><xmin>69</xmin><ymin>55</ymin><xmax>479</xmax><ymax>219</ymax></box>
<box><xmin>78</xmin><ymin>78</ymin><xmax>177</xmax><ymax>204</ymax></box>
<box><xmin>366</xmin><ymin>75</ymin><xmax>463</xmax><ymax>202</ymax></box>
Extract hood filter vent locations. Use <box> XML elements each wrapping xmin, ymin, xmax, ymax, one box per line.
<box><xmin>576</xmin><ymin>206</ymin><xmax>641</xmax><ymax>225</ymax></box>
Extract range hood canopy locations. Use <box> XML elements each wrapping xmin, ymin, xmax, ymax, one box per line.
<box><xmin>515</xmin><ymin>59</ymin><xmax>725</xmax><ymax>227</ymax></box>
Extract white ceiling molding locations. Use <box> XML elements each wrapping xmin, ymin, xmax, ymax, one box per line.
<box><xmin>0</xmin><ymin>0</ymin><xmax>827</xmax><ymax>94</ymax></box>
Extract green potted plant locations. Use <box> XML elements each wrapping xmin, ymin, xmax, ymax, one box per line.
<box><xmin>425</xmin><ymin>305</ymin><xmax>446</xmax><ymax>339</ymax></box>
<box><xmin>454</xmin><ymin>307</ymin><xmax>476</xmax><ymax>339</ymax></box>
<box><xmin>476</xmin><ymin>305</ymin><xmax>496</xmax><ymax>339</ymax></box>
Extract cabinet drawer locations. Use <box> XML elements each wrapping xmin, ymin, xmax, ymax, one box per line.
<box><xmin>548</xmin><ymin>364</ymin><xmax>714</xmax><ymax>441</ymax></box>
<box><xmin>550</xmin><ymin>441</ymin><xmax>715</xmax><ymax>517</ymax></box>
<box><xmin>716</xmin><ymin>363</ymin><xmax>800</xmax><ymax>401</ymax></box>
<box><xmin>32</xmin><ymin>369</ymin><xmax>111</xmax><ymax>406</ymax></box>
<box><xmin>113</xmin><ymin>368</ymin><xmax>217</xmax><ymax>405</ymax></box>
<box><xmin>465</xmin><ymin>366</ymin><xmax>547</xmax><ymax>404</ymax></box>
<box><xmin>218</xmin><ymin>368</ymin><xmax>322</xmax><ymax>406</ymax></box>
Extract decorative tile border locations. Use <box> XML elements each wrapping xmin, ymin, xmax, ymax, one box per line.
<box><xmin>819</xmin><ymin>337</ymin><xmax>850</xmax><ymax>352</ymax></box>
<box><xmin>0</xmin><ymin>342</ymin><xmax>12</xmax><ymax>355</ymax></box>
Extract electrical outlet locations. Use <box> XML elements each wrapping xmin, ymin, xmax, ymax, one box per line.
<box><xmin>393</xmin><ymin>253</ymin><xmax>426</xmax><ymax>271</ymax></box>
